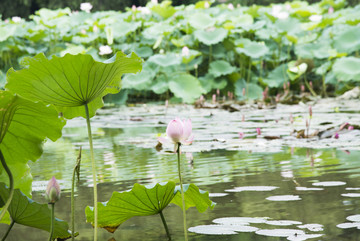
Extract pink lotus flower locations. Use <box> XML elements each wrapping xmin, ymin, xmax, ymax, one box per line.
<box><xmin>334</xmin><ymin>132</ymin><xmax>339</xmax><ymax>139</ymax></box>
<box><xmin>238</xmin><ymin>132</ymin><xmax>244</xmax><ymax>139</ymax></box>
<box><xmin>256</xmin><ymin>128</ymin><xmax>261</xmax><ymax>136</ymax></box>
<box><xmin>181</xmin><ymin>46</ymin><xmax>190</xmax><ymax>57</ymax></box>
<box><xmin>158</xmin><ymin>118</ymin><xmax>194</xmax><ymax>151</ymax></box>
<box><xmin>45</xmin><ymin>176</ymin><xmax>61</xmax><ymax>204</ymax></box>
<box><xmin>348</xmin><ymin>125</ymin><xmax>354</xmax><ymax>130</ymax></box>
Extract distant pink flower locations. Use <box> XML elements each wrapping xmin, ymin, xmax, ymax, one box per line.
<box><xmin>158</xmin><ymin>118</ymin><xmax>194</xmax><ymax>149</ymax></box>
<box><xmin>242</xmin><ymin>115</ymin><xmax>245</xmax><ymax>122</ymax></box>
<box><xmin>181</xmin><ymin>46</ymin><xmax>190</xmax><ymax>57</ymax></box>
<box><xmin>45</xmin><ymin>176</ymin><xmax>61</xmax><ymax>204</ymax></box>
<box><xmin>309</xmin><ymin>81</ymin><xmax>313</xmax><ymax>88</ymax></box>
<box><xmin>309</xmin><ymin>106</ymin><xmax>312</xmax><ymax>118</ymax></box>
<box><xmin>238</xmin><ymin>132</ymin><xmax>244</xmax><ymax>139</ymax></box>
<box><xmin>216</xmin><ymin>89</ymin><xmax>220</xmax><ymax>96</ymax></box>
<box><xmin>204</xmin><ymin>1</ymin><xmax>210</xmax><ymax>8</ymax></box>
<box><xmin>132</xmin><ymin>5</ymin><xmax>136</xmax><ymax>11</ymax></box>
<box><xmin>301</xmin><ymin>84</ymin><xmax>305</xmax><ymax>92</ymax></box>
<box><xmin>228</xmin><ymin>3</ymin><xmax>234</xmax><ymax>10</ymax></box>
<box><xmin>348</xmin><ymin>126</ymin><xmax>354</xmax><ymax>130</ymax></box>
<box><xmin>328</xmin><ymin>6</ymin><xmax>334</xmax><ymax>14</ymax></box>
<box><xmin>151</xmin><ymin>0</ymin><xmax>158</xmax><ymax>4</ymax></box>
<box><xmin>256</xmin><ymin>128</ymin><xmax>261</xmax><ymax>136</ymax></box>
<box><xmin>334</xmin><ymin>132</ymin><xmax>339</xmax><ymax>139</ymax></box>
<box><xmin>186</xmin><ymin>152</ymin><xmax>193</xmax><ymax>163</ymax></box>
<box><xmin>199</xmin><ymin>95</ymin><xmax>204</xmax><ymax>102</ymax></box>
<box><xmin>212</xmin><ymin>94</ymin><xmax>216</xmax><ymax>104</ymax></box>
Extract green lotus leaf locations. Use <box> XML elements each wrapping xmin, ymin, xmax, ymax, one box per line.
<box><xmin>85</xmin><ymin>182</ymin><xmax>176</xmax><ymax>233</ymax></box>
<box><xmin>168</xmin><ymin>73</ymin><xmax>205</xmax><ymax>103</ymax></box>
<box><xmin>0</xmin><ymin>182</ymin><xmax>74</xmax><ymax>239</ymax></box>
<box><xmin>134</xmin><ymin>46</ymin><xmax>153</xmax><ymax>58</ymax></box>
<box><xmin>150</xmin><ymin>1</ymin><xmax>176</xmax><ymax>19</ymax></box>
<box><xmin>188</xmin><ymin>12</ymin><xmax>215</xmax><ymax>30</ymax></box>
<box><xmin>235</xmin><ymin>79</ymin><xmax>263</xmax><ymax>100</ymax></box>
<box><xmin>171</xmin><ymin>184</ymin><xmax>216</xmax><ymax>213</ymax></box>
<box><xmin>122</xmin><ymin>69</ymin><xmax>154</xmax><ymax>91</ymax></box>
<box><xmin>333</xmin><ymin>27</ymin><xmax>360</xmax><ymax>54</ymax></box>
<box><xmin>295</xmin><ymin>42</ymin><xmax>334</xmax><ymax>59</ymax></box>
<box><xmin>231</xmin><ymin>14</ymin><xmax>254</xmax><ymax>27</ymax></box>
<box><xmin>275</xmin><ymin>18</ymin><xmax>301</xmax><ymax>35</ymax></box>
<box><xmin>151</xmin><ymin>76</ymin><xmax>169</xmax><ymax>94</ymax></box>
<box><xmin>315</xmin><ymin>62</ymin><xmax>332</xmax><ymax>76</ymax></box>
<box><xmin>194</xmin><ymin>28</ymin><xmax>228</xmax><ymax>45</ymax></box>
<box><xmin>333</xmin><ymin>57</ymin><xmax>360</xmax><ymax>82</ymax></box>
<box><xmin>111</xmin><ymin>21</ymin><xmax>141</xmax><ymax>39</ymax></box>
<box><xmin>0</xmin><ymin>71</ymin><xmax>5</xmax><ymax>89</ymax></box>
<box><xmin>148</xmin><ymin>53</ymin><xmax>181</xmax><ymax>67</ymax></box>
<box><xmin>209</xmin><ymin>60</ymin><xmax>236</xmax><ymax>78</ymax></box>
<box><xmin>0</xmin><ymin>91</ymin><xmax>65</xmax><ymax>196</ymax></box>
<box><xmin>236</xmin><ymin>41</ymin><xmax>269</xmax><ymax>59</ymax></box>
<box><xmin>6</xmin><ymin>52</ymin><xmax>142</xmax><ymax>119</ymax></box>
<box><xmin>199</xmin><ymin>74</ymin><xmax>227</xmax><ymax>93</ymax></box>
<box><xmin>182</xmin><ymin>49</ymin><xmax>201</xmax><ymax>64</ymax></box>
<box><xmin>0</xmin><ymin>25</ymin><xmax>16</xmax><ymax>42</ymax></box>
<box><xmin>143</xmin><ymin>22</ymin><xmax>175</xmax><ymax>40</ymax></box>
<box><xmin>262</xmin><ymin>64</ymin><xmax>289</xmax><ymax>88</ymax></box>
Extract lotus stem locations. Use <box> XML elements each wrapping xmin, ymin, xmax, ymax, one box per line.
<box><xmin>304</xmin><ymin>77</ymin><xmax>316</xmax><ymax>97</ymax></box>
<box><xmin>176</xmin><ymin>144</ymin><xmax>188</xmax><ymax>241</ymax></box>
<box><xmin>0</xmin><ymin>149</ymin><xmax>14</xmax><ymax>221</ymax></box>
<box><xmin>1</xmin><ymin>219</ymin><xmax>15</xmax><ymax>241</ymax></box>
<box><xmin>84</xmin><ymin>103</ymin><xmax>98</xmax><ymax>241</ymax></box>
<box><xmin>71</xmin><ymin>147</ymin><xmax>82</xmax><ymax>241</ymax></box>
<box><xmin>322</xmin><ymin>75</ymin><xmax>327</xmax><ymax>97</ymax></box>
<box><xmin>246</xmin><ymin>59</ymin><xmax>252</xmax><ymax>99</ymax></box>
<box><xmin>48</xmin><ymin>203</ymin><xmax>55</xmax><ymax>241</ymax></box>
<box><xmin>159</xmin><ymin>211</ymin><xmax>171</xmax><ymax>241</ymax></box>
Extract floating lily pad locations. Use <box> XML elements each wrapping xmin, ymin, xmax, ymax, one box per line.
<box><xmin>297</xmin><ymin>223</ymin><xmax>323</xmax><ymax>231</ymax></box>
<box><xmin>256</xmin><ymin>228</ymin><xmax>305</xmax><ymax>237</ymax></box>
<box><xmin>295</xmin><ymin>187</ymin><xmax>323</xmax><ymax>191</ymax></box>
<box><xmin>225</xmin><ymin>186</ymin><xmax>279</xmax><ymax>192</ymax></box>
<box><xmin>213</xmin><ymin>217</ymin><xmax>269</xmax><ymax>225</ymax></box>
<box><xmin>188</xmin><ymin>224</ymin><xmax>258</xmax><ymax>235</ymax></box>
<box><xmin>312</xmin><ymin>181</ymin><xmax>346</xmax><ymax>187</ymax></box>
<box><xmin>336</xmin><ymin>222</ymin><xmax>360</xmax><ymax>229</ymax></box>
<box><xmin>287</xmin><ymin>233</ymin><xmax>323</xmax><ymax>241</ymax></box>
<box><xmin>209</xmin><ymin>193</ymin><xmax>229</xmax><ymax>197</ymax></box>
<box><xmin>266</xmin><ymin>195</ymin><xmax>301</xmax><ymax>201</ymax></box>
<box><xmin>346</xmin><ymin>214</ymin><xmax>360</xmax><ymax>222</ymax></box>
<box><xmin>341</xmin><ymin>193</ymin><xmax>360</xmax><ymax>197</ymax></box>
<box><xmin>266</xmin><ymin>220</ymin><xmax>302</xmax><ymax>226</ymax></box>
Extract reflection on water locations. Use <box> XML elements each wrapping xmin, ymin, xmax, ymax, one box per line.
<box><xmin>2</xmin><ymin>105</ymin><xmax>360</xmax><ymax>240</ymax></box>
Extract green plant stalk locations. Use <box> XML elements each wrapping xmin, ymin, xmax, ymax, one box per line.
<box><xmin>159</xmin><ymin>211</ymin><xmax>171</xmax><ymax>241</ymax></box>
<box><xmin>304</xmin><ymin>76</ymin><xmax>316</xmax><ymax>97</ymax></box>
<box><xmin>176</xmin><ymin>144</ymin><xmax>188</xmax><ymax>241</ymax></box>
<box><xmin>0</xmin><ymin>150</ymin><xmax>14</xmax><ymax>221</ymax></box>
<box><xmin>71</xmin><ymin>165</ymin><xmax>76</xmax><ymax>241</ymax></box>
<box><xmin>85</xmin><ymin>104</ymin><xmax>98</xmax><ymax>241</ymax></box>
<box><xmin>246</xmin><ymin>59</ymin><xmax>252</xmax><ymax>99</ymax></box>
<box><xmin>322</xmin><ymin>75</ymin><xmax>327</xmax><ymax>97</ymax></box>
<box><xmin>1</xmin><ymin>220</ymin><xmax>15</xmax><ymax>241</ymax></box>
<box><xmin>48</xmin><ymin>203</ymin><xmax>55</xmax><ymax>241</ymax></box>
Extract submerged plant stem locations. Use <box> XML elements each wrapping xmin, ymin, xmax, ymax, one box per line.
<box><xmin>159</xmin><ymin>211</ymin><xmax>171</xmax><ymax>240</ymax></box>
<box><xmin>48</xmin><ymin>203</ymin><xmax>55</xmax><ymax>241</ymax></box>
<box><xmin>176</xmin><ymin>144</ymin><xmax>188</xmax><ymax>241</ymax></box>
<box><xmin>85</xmin><ymin>104</ymin><xmax>98</xmax><ymax>241</ymax></box>
<box><xmin>0</xmin><ymin>150</ymin><xmax>14</xmax><ymax>221</ymax></box>
<box><xmin>71</xmin><ymin>147</ymin><xmax>81</xmax><ymax>241</ymax></box>
<box><xmin>1</xmin><ymin>220</ymin><xmax>15</xmax><ymax>241</ymax></box>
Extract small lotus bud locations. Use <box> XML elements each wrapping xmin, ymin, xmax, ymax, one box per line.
<box><xmin>301</xmin><ymin>84</ymin><xmax>305</xmax><ymax>92</ymax></box>
<box><xmin>216</xmin><ymin>89</ymin><xmax>220</xmax><ymax>96</ymax></box>
<box><xmin>348</xmin><ymin>125</ymin><xmax>354</xmax><ymax>130</ymax></box>
<box><xmin>45</xmin><ymin>176</ymin><xmax>61</xmax><ymax>204</ymax></box>
<box><xmin>334</xmin><ymin>132</ymin><xmax>339</xmax><ymax>139</ymax></box>
<box><xmin>238</xmin><ymin>132</ymin><xmax>244</xmax><ymax>139</ymax></box>
<box><xmin>212</xmin><ymin>94</ymin><xmax>216</xmax><ymax>104</ymax></box>
<box><xmin>256</xmin><ymin>128</ymin><xmax>261</xmax><ymax>136</ymax></box>
<box><xmin>309</xmin><ymin>106</ymin><xmax>312</xmax><ymax>118</ymax></box>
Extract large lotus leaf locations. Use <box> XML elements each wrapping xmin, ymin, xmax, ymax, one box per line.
<box><xmin>143</xmin><ymin>22</ymin><xmax>175</xmax><ymax>40</ymax></box>
<box><xmin>235</xmin><ymin>79</ymin><xmax>263</xmax><ymax>100</ymax></box>
<box><xmin>85</xmin><ymin>182</ymin><xmax>176</xmax><ymax>233</ymax></box>
<box><xmin>0</xmin><ymin>91</ymin><xmax>65</xmax><ymax>196</ymax></box>
<box><xmin>194</xmin><ymin>28</ymin><xmax>228</xmax><ymax>45</ymax></box>
<box><xmin>0</xmin><ymin>71</ymin><xmax>5</xmax><ymax>89</ymax></box>
<box><xmin>209</xmin><ymin>60</ymin><xmax>236</xmax><ymax>78</ymax></box>
<box><xmin>236</xmin><ymin>41</ymin><xmax>269</xmax><ymax>59</ymax></box>
<box><xmin>295</xmin><ymin>42</ymin><xmax>334</xmax><ymax>59</ymax></box>
<box><xmin>0</xmin><ymin>25</ymin><xmax>16</xmax><ymax>42</ymax></box>
<box><xmin>199</xmin><ymin>74</ymin><xmax>227</xmax><ymax>92</ymax></box>
<box><xmin>333</xmin><ymin>27</ymin><xmax>360</xmax><ymax>54</ymax></box>
<box><xmin>275</xmin><ymin>18</ymin><xmax>301</xmax><ymax>35</ymax></box>
<box><xmin>151</xmin><ymin>75</ymin><xmax>169</xmax><ymax>94</ymax></box>
<box><xmin>150</xmin><ymin>1</ymin><xmax>176</xmax><ymax>19</ymax></box>
<box><xmin>0</xmin><ymin>183</ymin><xmax>74</xmax><ymax>239</ymax></box>
<box><xmin>188</xmin><ymin>12</ymin><xmax>215</xmax><ymax>30</ymax></box>
<box><xmin>315</xmin><ymin>62</ymin><xmax>332</xmax><ymax>76</ymax></box>
<box><xmin>6</xmin><ymin>52</ymin><xmax>142</xmax><ymax>119</ymax></box>
<box><xmin>333</xmin><ymin>57</ymin><xmax>360</xmax><ymax>82</ymax></box>
<box><xmin>111</xmin><ymin>21</ymin><xmax>141</xmax><ymax>39</ymax></box>
<box><xmin>171</xmin><ymin>184</ymin><xmax>216</xmax><ymax>213</ymax></box>
<box><xmin>134</xmin><ymin>46</ymin><xmax>153</xmax><ymax>58</ymax></box>
<box><xmin>168</xmin><ymin>74</ymin><xmax>205</xmax><ymax>103</ymax></box>
<box><xmin>262</xmin><ymin>64</ymin><xmax>289</xmax><ymax>88</ymax></box>
<box><xmin>231</xmin><ymin>14</ymin><xmax>253</xmax><ymax>27</ymax></box>
<box><xmin>148</xmin><ymin>53</ymin><xmax>181</xmax><ymax>67</ymax></box>
<box><xmin>122</xmin><ymin>70</ymin><xmax>154</xmax><ymax>91</ymax></box>
<box><xmin>182</xmin><ymin>49</ymin><xmax>201</xmax><ymax>64</ymax></box>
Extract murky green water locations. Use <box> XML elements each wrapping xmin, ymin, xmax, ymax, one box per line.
<box><xmin>2</xmin><ymin>101</ymin><xmax>360</xmax><ymax>240</ymax></box>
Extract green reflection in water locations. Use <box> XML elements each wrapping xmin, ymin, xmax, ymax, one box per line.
<box><xmin>1</xmin><ymin>125</ymin><xmax>360</xmax><ymax>240</ymax></box>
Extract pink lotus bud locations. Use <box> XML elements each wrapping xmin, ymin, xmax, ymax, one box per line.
<box><xmin>230</xmin><ymin>92</ymin><xmax>233</xmax><ymax>100</ymax></box>
<box><xmin>161</xmin><ymin>118</ymin><xmax>193</xmax><ymax>146</ymax></box>
<box><xmin>45</xmin><ymin>176</ymin><xmax>61</xmax><ymax>204</ymax></box>
<box><xmin>151</xmin><ymin>0</ymin><xmax>158</xmax><ymax>4</ymax></box>
<box><xmin>348</xmin><ymin>125</ymin><xmax>354</xmax><ymax>130</ymax></box>
<box><xmin>204</xmin><ymin>1</ymin><xmax>210</xmax><ymax>8</ymax></box>
<box><xmin>242</xmin><ymin>88</ymin><xmax>246</xmax><ymax>96</ymax></box>
<box><xmin>256</xmin><ymin>128</ymin><xmax>261</xmax><ymax>136</ymax></box>
<box><xmin>228</xmin><ymin>3</ymin><xmax>234</xmax><ymax>10</ymax></box>
<box><xmin>80</xmin><ymin>29</ymin><xmax>86</xmax><ymax>35</ymax></box>
<box><xmin>181</xmin><ymin>46</ymin><xmax>190</xmax><ymax>57</ymax></box>
<box><xmin>309</xmin><ymin>106</ymin><xmax>312</xmax><ymax>118</ymax></box>
<box><xmin>132</xmin><ymin>5</ymin><xmax>136</xmax><ymax>11</ymax></box>
<box><xmin>238</xmin><ymin>132</ymin><xmax>244</xmax><ymax>139</ymax></box>
<box><xmin>216</xmin><ymin>89</ymin><xmax>220</xmax><ymax>96</ymax></box>
<box><xmin>334</xmin><ymin>132</ymin><xmax>339</xmax><ymax>139</ymax></box>
<box><xmin>328</xmin><ymin>6</ymin><xmax>334</xmax><ymax>14</ymax></box>
<box><xmin>212</xmin><ymin>94</ymin><xmax>216</xmax><ymax>104</ymax></box>
<box><xmin>309</xmin><ymin>81</ymin><xmax>313</xmax><ymax>88</ymax></box>
<box><xmin>301</xmin><ymin>84</ymin><xmax>305</xmax><ymax>92</ymax></box>
<box><xmin>242</xmin><ymin>115</ymin><xmax>245</xmax><ymax>122</ymax></box>
<box><xmin>306</xmin><ymin>119</ymin><xmax>309</xmax><ymax>128</ymax></box>
<box><xmin>186</xmin><ymin>152</ymin><xmax>193</xmax><ymax>163</ymax></box>
<box><xmin>275</xmin><ymin>93</ymin><xmax>280</xmax><ymax>102</ymax></box>
<box><xmin>93</xmin><ymin>25</ymin><xmax>99</xmax><ymax>32</ymax></box>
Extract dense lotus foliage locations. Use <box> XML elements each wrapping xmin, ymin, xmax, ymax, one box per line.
<box><xmin>0</xmin><ymin>0</ymin><xmax>360</xmax><ymax>102</ymax></box>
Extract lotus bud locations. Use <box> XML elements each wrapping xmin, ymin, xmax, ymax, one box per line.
<box><xmin>334</xmin><ymin>132</ymin><xmax>339</xmax><ymax>139</ymax></box>
<box><xmin>328</xmin><ymin>6</ymin><xmax>334</xmax><ymax>14</ymax></box>
<box><xmin>309</xmin><ymin>81</ymin><xmax>313</xmax><ymax>88</ymax></box>
<box><xmin>200</xmin><ymin>95</ymin><xmax>204</xmax><ymax>102</ymax></box>
<box><xmin>228</xmin><ymin>3</ymin><xmax>234</xmax><ymax>10</ymax></box>
<box><xmin>256</xmin><ymin>128</ymin><xmax>261</xmax><ymax>136</ymax></box>
<box><xmin>132</xmin><ymin>5</ymin><xmax>136</xmax><ymax>11</ymax></box>
<box><xmin>151</xmin><ymin>0</ymin><xmax>158</xmax><ymax>4</ymax></box>
<box><xmin>165</xmin><ymin>100</ymin><xmax>168</xmax><ymax>108</ymax></box>
<box><xmin>239</xmin><ymin>132</ymin><xmax>244</xmax><ymax>139</ymax></box>
<box><xmin>45</xmin><ymin>176</ymin><xmax>61</xmax><ymax>204</ymax></box>
<box><xmin>204</xmin><ymin>1</ymin><xmax>210</xmax><ymax>8</ymax></box>
<box><xmin>309</xmin><ymin>106</ymin><xmax>312</xmax><ymax>118</ymax></box>
<box><xmin>93</xmin><ymin>25</ymin><xmax>99</xmax><ymax>32</ymax></box>
<box><xmin>182</xmin><ymin>46</ymin><xmax>190</xmax><ymax>57</ymax></box>
<box><xmin>348</xmin><ymin>126</ymin><xmax>354</xmax><ymax>130</ymax></box>
<box><xmin>242</xmin><ymin>114</ymin><xmax>245</xmax><ymax>122</ymax></box>
<box><xmin>301</xmin><ymin>84</ymin><xmax>305</xmax><ymax>92</ymax></box>
<box><xmin>212</xmin><ymin>94</ymin><xmax>216</xmax><ymax>104</ymax></box>
<box><xmin>80</xmin><ymin>2</ymin><xmax>93</xmax><ymax>13</ymax></box>
<box><xmin>194</xmin><ymin>64</ymin><xmax>198</xmax><ymax>69</ymax></box>
<box><xmin>283</xmin><ymin>82</ymin><xmax>286</xmax><ymax>91</ymax></box>
<box><xmin>99</xmin><ymin>45</ymin><xmax>112</xmax><ymax>55</ymax></box>
<box><xmin>216</xmin><ymin>89</ymin><xmax>220</xmax><ymax>96</ymax></box>
<box><xmin>11</xmin><ymin>16</ymin><xmax>21</xmax><ymax>23</ymax></box>
<box><xmin>290</xmin><ymin>114</ymin><xmax>294</xmax><ymax>124</ymax></box>
<box><xmin>275</xmin><ymin>93</ymin><xmax>280</xmax><ymax>102</ymax></box>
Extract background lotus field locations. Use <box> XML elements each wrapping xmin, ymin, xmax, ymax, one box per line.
<box><xmin>0</xmin><ymin>0</ymin><xmax>360</xmax><ymax>103</ymax></box>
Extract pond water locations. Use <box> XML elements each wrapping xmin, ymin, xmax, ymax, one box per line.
<box><xmin>2</xmin><ymin>99</ymin><xmax>360</xmax><ymax>241</ymax></box>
